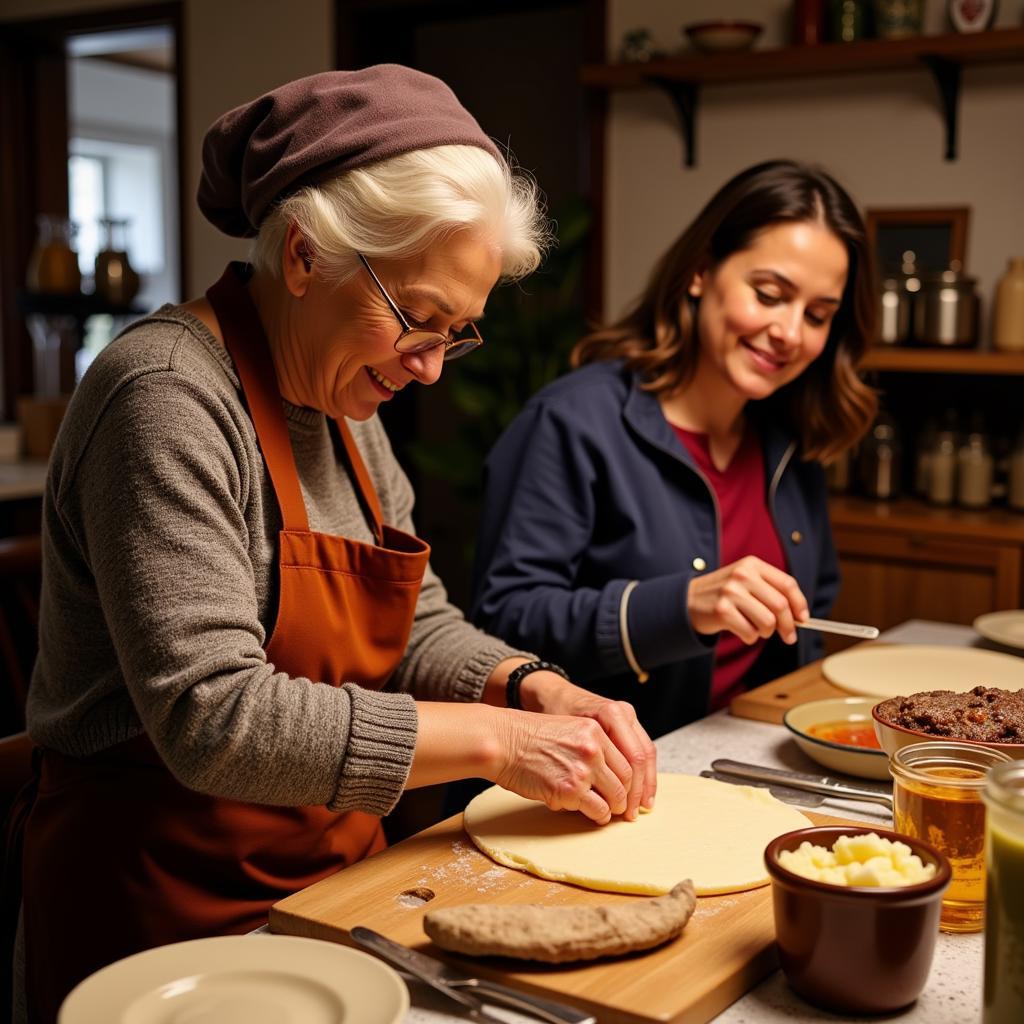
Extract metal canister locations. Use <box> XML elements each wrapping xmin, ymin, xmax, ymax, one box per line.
<box><xmin>915</xmin><ymin>262</ymin><xmax>979</xmax><ymax>347</ymax></box>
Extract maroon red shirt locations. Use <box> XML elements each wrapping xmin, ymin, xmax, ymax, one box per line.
<box><xmin>672</xmin><ymin>423</ymin><xmax>787</xmax><ymax>711</ymax></box>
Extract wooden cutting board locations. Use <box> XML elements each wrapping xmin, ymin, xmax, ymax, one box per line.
<box><xmin>729</xmin><ymin>642</ymin><xmax>885</xmax><ymax>724</ymax></box>
<box><xmin>270</xmin><ymin>807</ymin><xmax>860</xmax><ymax>1024</ymax></box>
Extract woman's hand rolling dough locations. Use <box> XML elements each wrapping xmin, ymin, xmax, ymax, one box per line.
<box><xmin>516</xmin><ymin>673</ymin><xmax>657</xmax><ymax>821</ymax></box>
<box><xmin>492</xmin><ymin>709</ymin><xmax>645</xmax><ymax>826</ymax></box>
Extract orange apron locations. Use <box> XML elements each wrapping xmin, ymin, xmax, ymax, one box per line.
<box><xmin>20</xmin><ymin>263</ymin><xmax>430</xmax><ymax>1022</ymax></box>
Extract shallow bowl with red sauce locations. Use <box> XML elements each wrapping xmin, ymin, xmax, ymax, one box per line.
<box><xmin>784</xmin><ymin>697</ymin><xmax>890</xmax><ymax>780</ymax></box>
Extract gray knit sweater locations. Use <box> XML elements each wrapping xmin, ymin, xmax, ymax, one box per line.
<box><xmin>26</xmin><ymin>306</ymin><xmax>525</xmax><ymax>816</ymax></box>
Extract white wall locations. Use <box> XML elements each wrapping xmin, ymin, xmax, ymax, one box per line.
<box><xmin>0</xmin><ymin>0</ymin><xmax>333</xmax><ymax>295</ymax></box>
<box><xmin>183</xmin><ymin>0</ymin><xmax>334</xmax><ymax>291</ymax></box>
<box><xmin>4</xmin><ymin>0</ymin><xmax>1022</xmax><ymax>331</ymax></box>
<box><xmin>605</xmin><ymin>1</ymin><xmax>1024</xmax><ymax>343</ymax></box>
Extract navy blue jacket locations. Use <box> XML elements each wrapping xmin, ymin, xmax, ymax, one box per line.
<box><xmin>471</xmin><ymin>360</ymin><xmax>839</xmax><ymax>736</ymax></box>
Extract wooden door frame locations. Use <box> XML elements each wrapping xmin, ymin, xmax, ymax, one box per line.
<box><xmin>0</xmin><ymin>2</ymin><xmax>185</xmax><ymax>420</ymax></box>
<box><xmin>332</xmin><ymin>0</ymin><xmax>607</xmax><ymax>321</ymax></box>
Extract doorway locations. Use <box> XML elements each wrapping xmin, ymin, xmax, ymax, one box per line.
<box><xmin>0</xmin><ymin>3</ymin><xmax>184</xmax><ymax>417</ymax></box>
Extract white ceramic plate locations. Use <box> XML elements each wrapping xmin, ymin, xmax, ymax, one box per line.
<box><xmin>59</xmin><ymin>934</ymin><xmax>409</xmax><ymax>1024</ymax></box>
<box><xmin>783</xmin><ymin>696</ymin><xmax>890</xmax><ymax>780</ymax></box>
<box><xmin>974</xmin><ymin>610</ymin><xmax>1024</xmax><ymax>651</ymax></box>
<box><xmin>821</xmin><ymin>644</ymin><xmax>1024</xmax><ymax>699</ymax></box>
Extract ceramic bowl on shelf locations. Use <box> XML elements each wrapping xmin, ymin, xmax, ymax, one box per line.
<box><xmin>683</xmin><ymin>20</ymin><xmax>763</xmax><ymax>54</ymax></box>
<box><xmin>871</xmin><ymin>702</ymin><xmax>1024</xmax><ymax>762</ymax></box>
<box><xmin>783</xmin><ymin>697</ymin><xmax>890</xmax><ymax>780</ymax></box>
<box><xmin>764</xmin><ymin>826</ymin><xmax>950</xmax><ymax>1014</ymax></box>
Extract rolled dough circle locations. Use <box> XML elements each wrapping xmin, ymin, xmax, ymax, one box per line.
<box><xmin>464</xmin><ymin>773</ymin><xmax>812</xmax><ymax>896</ymax></box>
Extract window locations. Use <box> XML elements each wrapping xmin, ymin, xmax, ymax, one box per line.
<box><xmin>68</xmin><ymin>136</ymin><xmax>165</xmax><ymax>289</ymax></box>
<box><xmin>68</xmin><ymin>152</ymin><xmax>106</xmax><ymax>277</ymax></box>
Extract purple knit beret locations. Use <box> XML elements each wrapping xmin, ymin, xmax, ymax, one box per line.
<box><xmin>198</xmin><ymin>64</ymin><xmax>503</xmax><ymax>238</ymax></box>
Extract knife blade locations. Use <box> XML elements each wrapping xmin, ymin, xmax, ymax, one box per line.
<box><xmin>711</xmin><ymin>759</ymin><xmax>894</xmax><ymax>809</ymax></box>
<box><xmin>699</xmin><ymin>769</ymin><xmax>824</xmax><ymax>806</ymax></box>
<box><xmin>795</xmin><ymin>616</ymin><xmax>879</xmax><ymax>640</ymax></box>
<box><xmin>350</xmin><ymin>925</ymin><xmax>597</xmax><ymax>1024</ymax></box>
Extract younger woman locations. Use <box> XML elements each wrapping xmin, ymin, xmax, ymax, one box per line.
<box><xmin>472</xmin><ymin>160</ymin><xmax>877</xmax><ymax>735</ymax></box>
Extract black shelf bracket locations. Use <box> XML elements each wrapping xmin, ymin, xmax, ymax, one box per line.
<box><xmin>920</xmin><ymin>55</ymin><xmax>962</xmax><ymax>161</ymax></box>
<box><xmin>649</xmin><ymin>78</ymin><xmax>699</xmax><ymax>167</ymax></box>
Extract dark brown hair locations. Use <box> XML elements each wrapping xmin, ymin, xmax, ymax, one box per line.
<box><xmin>572</xmin><ymin>160</ymin><xmax>877</xmax><ymax>461</ymax></box>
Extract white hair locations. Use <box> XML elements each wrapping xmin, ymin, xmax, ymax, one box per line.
<box><xmin>250</xmin><ymin>145</ymin><xmax>551</xmax><ymax>284</ymax></box>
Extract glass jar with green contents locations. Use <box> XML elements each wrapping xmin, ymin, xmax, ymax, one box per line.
<box><xmin>983</xmin><ymin>761</ymin><xmax>1024</xmax><ymax>1024</ymax></box>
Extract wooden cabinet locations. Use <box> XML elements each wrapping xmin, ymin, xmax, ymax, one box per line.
<box><xmin>828</xmin><ymin>497</ymin><xmax>1024</xmax><ymax>646</ymax></box>
<box><xmin>825</xmin><ymin>352</ymin><xmax>1024</xmax><ymax>643</ymax></box>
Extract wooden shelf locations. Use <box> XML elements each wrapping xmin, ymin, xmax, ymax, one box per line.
<box><xmin>859</xmin><ymin>347</ymin><xmax>1024</xmax><ymax>374</ymax></box>
<box><xmin>829</xmin><ymin>495</ymin><xmax>1024</xmax><ymax>544</ymax></box>
<box><xmin>583</xmin><ymin>28</ymin><xmax>1024</xmax><ymax>88</ymax></box>
<box><xmin>582</xmin><ymin>27</ymin><xmax>1024</xmax><ymax>164</ymax></box>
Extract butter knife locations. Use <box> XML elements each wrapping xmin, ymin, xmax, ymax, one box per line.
<box><xmin>699</xmin><ymin>769</ymin><xmax>824</xmax><ymax>807</ymax></box>
<box><xmin>351</xmin><ymin>926</ymin><xmax>597</xmax><ymax>1024</ymax></box>
<box><xmin>711</xmin><ymin>759</ymin><xmax>893</xmax><ymax>810</ymax></box>
<box><xmin>796</xmin><ymin>616</ymin><xmax>879</xmax><ymax>640</ymax></box>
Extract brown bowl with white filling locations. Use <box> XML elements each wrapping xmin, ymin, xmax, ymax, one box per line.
<box><xmin>764</xmin><ymin>826</ymin><xmax>950</xmax><ymax>1014</ymax></box>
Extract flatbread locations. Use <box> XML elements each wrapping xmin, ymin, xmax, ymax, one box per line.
<box><xmin>423</xmin><ymin>881</ymin><xmax>697</xmax><ymax>962</ymax></box>
<box><xmin>463</xmin><ymin>772</ymin><xmax>811</xmax><ymax>896</ymax></box>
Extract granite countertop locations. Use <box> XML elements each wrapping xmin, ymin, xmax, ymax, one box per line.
<box><xmin>403</xmin><ymin>621</ymin><xmax>991</xmax><ymax>1024</ymax></box>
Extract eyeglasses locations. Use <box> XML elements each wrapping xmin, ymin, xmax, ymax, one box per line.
<box><xmin>358</xmin><ymin>253</ymin><xmax>483</xmax><ymax>361</ymax></box>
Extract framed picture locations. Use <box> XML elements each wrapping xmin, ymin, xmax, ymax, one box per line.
<box><xmin>864</xmin><ymin>207</ymin><xmax>970</xmax><ymax>275</ymax></box>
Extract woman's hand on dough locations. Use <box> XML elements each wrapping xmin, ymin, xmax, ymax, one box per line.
<box><xmin>522</xmin><ymin>677</ymin><xmax>656</xmax><ymax>821</ymax></box>
<box><xmin>492</xmin><ymin>710</ymin><xmax>636</xmax><ymax>826</ymax></box>
<box><xmin>686</xmin><ymin>556</ymin><xmax>809</xmax><ymax>645</ymax></box>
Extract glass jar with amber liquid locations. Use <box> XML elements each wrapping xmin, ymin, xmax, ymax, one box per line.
<box><xmin>890</xmin><ymin>741</ymin><xmax>1012</xmax><ymax>933</ymax></box>
<box><xmin>983</xmin><ymin>761</ymin><xmax>1024</xmax><ymax>1024</ymax></box>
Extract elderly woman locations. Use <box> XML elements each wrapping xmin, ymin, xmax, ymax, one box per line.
<box><xmin>15</xmin><ymin>66</ymin><xmax>655</xmax><ymax>1022</ymax></box>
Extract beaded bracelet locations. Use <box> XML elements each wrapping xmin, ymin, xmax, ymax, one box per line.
<box><xmin>505</xmin><ymin>659</ymin><xmax>570</xmax><ymax>711</ymax></box>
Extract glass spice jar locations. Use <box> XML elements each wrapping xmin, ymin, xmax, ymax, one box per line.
<box><xmin>890</xmin><ymin>741</ymin><xmax>1012</xmax><ymax>933</ymax></box>
<box><xmin>914</xmin><ymin>419</ymin><xmax>937</xmax><ymax>498</ymax></box>
<box><xmin>993</xmin><ymin>257</ymin><xmax>1024</xmax><ymax>353</ymax></box>
<box><xmin>1008</xmin><ymin>428</ymin><xmax>1024</xmax><ymax>513</ymax></box>
<box><xmin>828</xmin><ymin>0</ymin><xmax>869</xmax><ymax>41</ymax></box>
<box><xmin>874</xmin><ymin>0</ymin><xmax>924</xmax><ymax>38</ymax></box>
<box><xmin>958</xmin><ymin>421</ymin><xmax>994</xmax><ymax>510</ymax></box>
<box><xmin>859</xmin><ymin>414</ymin><xmax>901</xmax><ymax>499</ymax></box>
<box><xmin>928</xmin><ymin>421</ymin><xmax>958</xmax><ymax>506</ymax></box>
